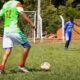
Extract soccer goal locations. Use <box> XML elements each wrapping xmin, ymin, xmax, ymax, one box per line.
<box><xmin>60</xmin><ymin>15</ymin><xmax>65</xmax><ymax>42</ymax></box>
<box><xmin>18</xmin><ymin>11</ymin><xmax>36</xmax><ymax>43</ymax></box>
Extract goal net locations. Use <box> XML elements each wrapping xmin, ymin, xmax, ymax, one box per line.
<box><xmin>18</xmin><ymin>11</ymin><xmax>36</xmax><ymax>43</ymax></box>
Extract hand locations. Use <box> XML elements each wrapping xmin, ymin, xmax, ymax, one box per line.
<box><xmin>32</xmin><ymin>25</ymin><xmax>36</xmax><ymax>30</ymax></box>
<box><xmin>31</xmin><ymin>25</ymin><xmax>36</xmax><ymax>32</ymax></box>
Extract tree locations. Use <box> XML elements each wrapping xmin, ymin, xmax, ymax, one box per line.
<box><xmin>51</xmin><ymin>0</ymin><xmax>66</xmax><ymax>7</ymax></box>
<box><xmin>0</xmin><ymin>0</ymin><xmax>80</xmax><ymax>36</ymax></box>
<box><xmin>72</xmin><ymin>0</ymin><xmax>80</xmax><ymax>7</ymax></box>
<box><xmin>0</xmin><ymin>0</ymin><xmax>4</xmax><ymax>9</ymax></box>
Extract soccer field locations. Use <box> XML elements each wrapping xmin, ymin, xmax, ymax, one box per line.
<box><xmin>0</xmin><ymin>41</ymin><xmax>80</xmax><ymax>80</ymax></box>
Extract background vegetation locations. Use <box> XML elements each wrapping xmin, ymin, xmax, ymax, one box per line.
<box><xmin>0</xmin><ymin>0</ymin><xmax>80</xmax><ymax>35</ymax></box>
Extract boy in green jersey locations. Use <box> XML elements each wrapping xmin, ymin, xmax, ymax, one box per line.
<box><xmin>0</xmin><ymin>0</ymin><xmax>35</xmax><ymax>74</ymax></box>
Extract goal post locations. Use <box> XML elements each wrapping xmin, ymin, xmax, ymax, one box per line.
<box><xmin>37</xmin><ymin>0</ymin><xmax>43</xmax><ymax>41</ymax></box>
<box><xmin>37</xmin><ymin>14</ymin><xmax>43</xmax><ymax>39</ymax></box>
<box><xmin>19</xmin><ymin>11</ymin><xmax>37</xmax><ymax>43</ymax></box>
<box><xmin>60</xmin><ymin>15</ymin><xmax>65</xmax><ymax>41</ymax></box>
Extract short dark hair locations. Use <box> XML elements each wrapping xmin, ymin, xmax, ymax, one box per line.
<box><xmin>70</xmin><ymin>16</ymin><xmax>74</xmax><ymax>22</ymax></box>
<box><xmin>5</xmin><ymin>0</ymin><xmax>24</xmax><ymax>4</ymax></box>
<box><xmin>5</xmin><ymin>0</ymin><xmax>9</xmax><ymax>2</ymax></box>
<box><xmin>16</xmin><ymin>0</ymin><xmax>24</xmax><ymax>4</ymax></box>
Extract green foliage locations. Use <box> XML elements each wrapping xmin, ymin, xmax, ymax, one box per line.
<box><xmin>42</xmin><ymin>5</ymin><xmax>60</xmax><ymax>34</ymax></box>
<box><xmin>0</xmin><ymin>0</ymin><xmax>80</xmax><ymax>36</ymax></box>
<box><xmin>66</xmin><ymin>0</ymin><xmax>74</xmax><ymax>6</ymax></box>
<box><xmin>65</xmin><ymin>7</ymin><xmax>79</xmax><ymax>18</ymax></box>
<box><xmin>57</xmin><ymin>6</ymin><xmax>66</xmax><ymax>16</ymax></box>
<box><xmin>23</xmin><ymin>0</ymin><xmax>37</xmax><ymax>11</ymax></box>
<box><xmin>41</xmin><ymin>0</ymin><xmax>76</xmax><ymax>34</ymax></box>
<box><xmin>41</xmin><ymin>0</ymin><xmax>80</xmax><ymax>34</ymax></box>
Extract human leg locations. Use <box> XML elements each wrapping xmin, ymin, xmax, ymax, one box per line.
<box><xmin>19</xmin><ymin>42</ymin><xmax>31</xmax><ymax>67</ymax></box>
<box><xmin>6</xmin><ymin>32</ymin><xmax>31</xmax><ymax>68</ymax></box>
<box><xmin>11</xmin><ymin>32</ymin><xmax>31</xmax><ymax>72</ymax></box>
<box><xmin>18</xmin><ymin>42</ymin><xmax>31</xmax><ymax>73</ymax></box>
<box><xmin>0</xmin><ymin>48</ymin><xmax>12</xmax><ymax>70</ymax></box>
<box><xmin>65</xmin><ymin>32</ymin><xmax>72</xmax><ymax>49</ymax></box>
<box><xmin>65</xmin><ymin>40</ymin><xmax>70</xmax><ymax>49</ymax></box>
<box><xmin>0</xmin><ymin>35</ymin><xmax>13</xmax><ymax>72</ymax></box>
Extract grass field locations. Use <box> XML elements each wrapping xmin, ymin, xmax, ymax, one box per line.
<box><xmin>0</xmin><ymin>40</ymin><xmax>80</xmax><ymax>80</ymax></box>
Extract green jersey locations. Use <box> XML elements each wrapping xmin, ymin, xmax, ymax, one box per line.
<box><xmin>0</xmin><ymin>0</ymin><xmax>24</xmax><ymax>33</ymax></box>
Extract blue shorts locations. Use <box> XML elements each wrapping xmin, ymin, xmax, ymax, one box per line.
<box><xmin>22</xmin><ymin>42</ymin><xmax>31</xmax><ymax>48</ymax></box>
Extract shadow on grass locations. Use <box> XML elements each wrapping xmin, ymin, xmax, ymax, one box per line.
<box><xmin>7</xmin><ymin>68</ymin><xmax>51</xmax><ymax>74</ymax></box>
<box><xmin>28</xmin><ymin>68</ymin><xmax>51</xmax><ymax>72</ymax></box>
<box><xmin>65</xmin><ymin>48</ymin><xmax>80</xmax><ymax>51</ymax></box>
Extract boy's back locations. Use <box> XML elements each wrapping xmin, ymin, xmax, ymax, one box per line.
<box><xmin>0</xmin><ymin>0</ymin><xmax>23</xmax><ymax>32</ymax></box>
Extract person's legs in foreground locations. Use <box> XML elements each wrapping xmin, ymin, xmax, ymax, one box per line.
<box><xmin>17</xmin><ymin>31</ymin><xmax>31</xmax><ymax>73</ymax></box>
<box><xmin>0</xmin><ymin>48</ymin><xmax>12</xmax><ymax>73</ymax></box>
<box><xmin>18</xmin><ymin>42</ymin><xmax>31</xmax><ymax>73</ymax></box>
<box><xmin>0</xmin><ymin>43</ymin><xmax>31</xmax><ymax>74</ymax></box>
<box><xmin>0</xmin><ymin>34</ymin><xmax>31</xmax><ymax>74</ymax></box>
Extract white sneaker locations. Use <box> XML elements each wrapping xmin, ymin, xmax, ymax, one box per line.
<box><xmin>18</xmin><ymin>66</ymin><xmax>29</xmax><ymax>73</ymax></box>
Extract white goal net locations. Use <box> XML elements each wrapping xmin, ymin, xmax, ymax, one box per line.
<box><xmin>18</xmin><ymin>11</ymin><xmax>36</xmax><ymax>43</ymax></box>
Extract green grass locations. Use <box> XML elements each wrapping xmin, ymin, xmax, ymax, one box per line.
<box><xmin>0</xmin><ymin>41</ymin><xmax>80</xmax><ymax>80</ymax></box>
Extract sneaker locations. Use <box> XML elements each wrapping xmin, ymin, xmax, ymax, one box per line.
<box><xmin>18</xmin><ymin>66</ymin><xmax>30</xmax><ymax>73</ymax></box>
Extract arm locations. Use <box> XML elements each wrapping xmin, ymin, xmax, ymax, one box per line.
<box><xmin>0</xmin><ymin>16</ymin><xmax>3</xmax><ymax>22</ymax></box>
<box><xmin>19</xmin><ymin>12</ymin><xmax>35</xmax><ymax>29</ymax></box>
<box><xmin>16</xmin><ymin>1</ymin><xmax>35</xmax><ymax>29</ymax></box>
<box><xmin>0</xmin><ymin>17</ymin><xmax>2</xmax><ymax>21</ymax></box>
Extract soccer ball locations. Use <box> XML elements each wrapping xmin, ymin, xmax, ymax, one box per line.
<box><xmin>40</xmin><ymin>62</ymin><xmax>51</xmax><ymax>71</ymax></box>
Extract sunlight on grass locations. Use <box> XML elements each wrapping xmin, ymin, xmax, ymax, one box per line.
<box><xmin>0</xmin><ymin>41</ymin><xmax>80</xmax><ymax>80</ymax></box>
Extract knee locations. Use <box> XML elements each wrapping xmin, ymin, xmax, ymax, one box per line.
<box><xmin>22</xmin><ymin>42</ymin><xmax>31</xmax><ymax>48</ymax></box>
